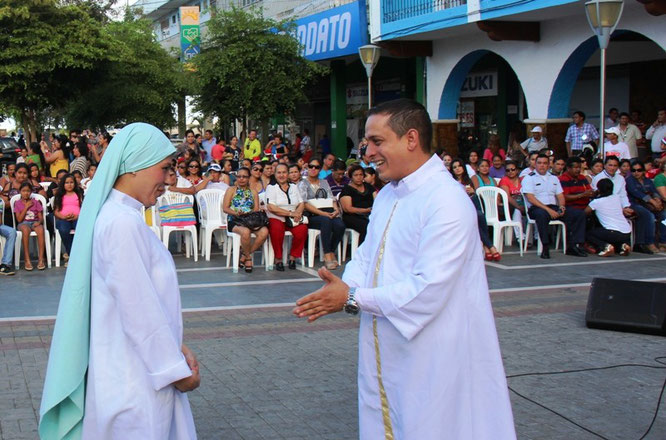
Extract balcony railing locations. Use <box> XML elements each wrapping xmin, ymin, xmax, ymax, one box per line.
<box><xmin>383</xmin><ymin>0</ymin><xmax>466</xmax><ymax>23</ymax></box>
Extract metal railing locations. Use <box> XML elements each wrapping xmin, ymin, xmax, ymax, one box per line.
<box><xmin>383</xmin><ymin>0</ymin><xmax>466</xmax><ymax>23</ymax></box>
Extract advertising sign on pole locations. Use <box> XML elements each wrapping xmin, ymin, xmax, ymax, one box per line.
<box><xmin>180</xmin><ymin>6</ymin><xmax>201</xmax><ymax>61</ymax></box>
<box><xmin>459</xmin><ymin>101</ymin><xmax>475</xmax><ymax>128</ymax></box>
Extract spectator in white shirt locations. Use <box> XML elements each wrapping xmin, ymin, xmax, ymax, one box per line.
<box><xmin>603</xmin><ymin>127</ymin><xmax>630</xmax><ymax>160</ymax></box>
<box><xmin>585</xmin><ymin>178</ymin><xmax>632</xmax><ymax>257</ymax></box>
<box><xmin>520</xmin><ymin>126</ymin><xmax>548</xmax><ymax>154</ymax></box>
<box><xmin>617</xmin><ymin>112</ymin><xmax>642</xmax><ymax>159</ymax></box>
<box><xmin>646</xmin><ymin>108</ymin><xmax>666</xmax><ymax>155</ymax></box>
<box><xmin>604</xmin><ymin>107</ymin><xmax>619</xmax><ymax>129</ymax></box>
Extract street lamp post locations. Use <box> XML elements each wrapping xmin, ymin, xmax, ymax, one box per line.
<box><xmin>359</xmin><ymin>44</ymin><xmax>381</xmax><ymax>110</ymax></box>
<box><xmin>585</xmin><ymin>0</ymin><xmax>624</xmax><ymax>157</ymax></box>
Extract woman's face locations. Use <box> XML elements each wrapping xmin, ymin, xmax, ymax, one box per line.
<box><xmin>492</xmin><ymin>157</ymin><xmax>502</xmax><ymax>168</ymax></box>
<box><xmin>505</xmin><ymin>163</ymin><xmax>518</xmax><ymax>178</ymax></box>
<box><xmin>130</xmin><ymin>158</ymin><xmax>172</xmax><ymax>207</ymax></box>
<box><xmin>275</xmin><ymin>165</ymin><xmax>288</xmax><ymax>184</ymax></box>
<box><xmin>580</xmin><ymin>159</ymin><xmax>588</xmax><ymax>170</ymax></box>
<box><xmin>479</xmin><ymin>161</ymin><xmax>490</xmax><ymax>175</ymax></box>
<box><xmin>223</xmin><ymin>161</ymin><xmax>232</xmax><ymax>172</ymax></box>
<box><xmin>443</xmin><ymin>155</ymin><xmax>452</xmax><ymax>167</ymax></box>
<box><xmin>288</xmin><ymin>167</ymin><xmax>300</xmax><ymax>183</ymax></box>
<box><xmin>452</xmin><ymin>162</ymin><xmax>464</xmax><ymax>177</ymax></box>
<box><xmin>592</xmin><ymin>162</ymin><xmax>604</xmax><ymax>174</ymax></box>
<box><xmin>165</xmin><ymin>170</ymin><xmax>177</xmax><ymax>186</ymax></box>
<box><xmin>7</xmin><ymin>164</ymin><xmax>16</xmax><ymax>177</ymax></box>
<box><xmin>251</xmin><ymin>164</ymin><xmax>263</xmax><ymax>179</ymax></box>
<box><xmin>30</xmin><ymin>166</ymin><xmax>39</xmax><ymax>178</ymax></box>
<box><xmin>187</xmin><ymin>161</ymin><xmax>201</xmax><ymax>176</ymax></box>
<box><xmin>235</xmin><ymin>170</ymin><xmax>250</xmax><ymax>188</ymax></box>
<box><xmin>469</xmin><ymin>152</ymin><xmax>478</xmax><ymax>164</ymax></box>
<box><xmin>308</xmin><ymin>161</ymin><xmax>321</xmax><ymax>178</ymax></box>
<box><xmin>351</xmin><ymin>169</ymin><xmax>364</xmax><ymax>185</ymax></box>
<box><xmin>15</xmin><ymin>167</ymin><xmax>28</xmax><ymax>183</ymax></box>
<box><xmin>73</xmin><ymin>146</ymin><xmax>80</xmax><ymax>157</ymax></box>
<box><xmin>231</xmin><ymin>136</ymin><xmax>238</xmax><ymax>146</ymax></box>
<box><xmin>64</xmin><ymin>177</ymin><xmax>76</xmax><ymax>192</ymax></box>
<box><xmin>263</xmin><ymin>164</ymin><xmax>274</xmax><ymax>177</ymax></box>
<box><xmin>53</xmin><ymin>139</ymin><xmax>61</xmax><ymax>150</ymax></box>
<box><xmin>364</xmin><ymin>171</ymin><xmax>375</xmax><ymax>185</ymax></box>
<box><xmin>620</xmin><ymin>161</ymin><xmax>630</xmax><ymax>175</ymax></box>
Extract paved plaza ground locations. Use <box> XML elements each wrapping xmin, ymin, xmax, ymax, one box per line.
<box><xmin>1</xmin><ymin>247</ymin><xmax>665</xmax><ymax>439</ymax></box>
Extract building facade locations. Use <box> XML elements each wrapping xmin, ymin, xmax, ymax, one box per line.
<box><xmin>369</xmin><ymin>0</ymin><xmax>666</xmax><ymax>158</ymax></box>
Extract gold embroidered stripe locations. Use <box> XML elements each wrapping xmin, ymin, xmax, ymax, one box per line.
<box><xmin>372</xmin><ymin>202</ymin><xmax>398</xmax><ymax>439</ymax></box>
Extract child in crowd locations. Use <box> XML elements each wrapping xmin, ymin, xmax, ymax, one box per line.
<box><xmin>53</xmin><ymin>174</ymin><xmax>83</xmax><ymax>264</ymax></box>
<box><xmin>81</xmin><ymin>164</ymin><xmax>97</xmax><ymax>191</ymax></box>
<box><xmin>14</xmin><ymin>182</ymin><xmax>46</xmax><ymax>270</ymax></box>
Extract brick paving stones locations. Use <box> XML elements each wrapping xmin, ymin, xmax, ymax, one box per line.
<box><xmin>1</xmin><ymin>249</ymin><xmax>665</xmax><ymax>439</ymax></box>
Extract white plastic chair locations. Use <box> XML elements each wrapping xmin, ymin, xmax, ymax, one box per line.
<box><xmin>267</xmin><ymin>230</ymin><xmax>305</xmax><ymax>269</ymax></box>
<box><xmin>157</xmin><ymin>192</ymin><xmax>198</xmax><ymax>261</ymax></box>
<box><xmin>225</xmin><ymin>227</ymin><xmax>269</xmax><ymax>273</ymax></box>
<box><xmin>342</xmin><ymin>228</ymin><xmax>360</xmax><ymax>262</ymax></box>
<box><xmin>141</xmin><ymin>204</ymin><xmax>161</xmax><ymax>239</ymax></box>
<box><xmin>195</xmin><ymin>189</ymin><xmax>227</xmax><ymax>261</ymax></box>
<box><xmin>0</xmin><ymin>199</ymin><xmax>22</xmax><ymax>268</ymax></box>
<box><xmin>307</xmin><ymin>227</ymin><xmax>342</xmax><ymax>267</ymax></box>
<box><xmin>39</xmin><ymin>182</ymin><xmax>51</xmax><ymax>192</ymax></box>
<box><xmin>10</xmin><ymin>193</ymin><xmax>52</xmax><ymax>267</ymax></box>
<box><xmin>521</xmin><ymin>190</ymin><xmax>566</xmax><ymax>254</ymax></box>
<box><xmin>476</xmin><ymin>187</ymin><xmax>524</xmax><ymax>256</ymax></box>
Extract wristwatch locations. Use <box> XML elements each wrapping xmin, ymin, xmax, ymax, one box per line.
<box><xmin>344</xmin><ymin>287</ymin><xmax>360</xmax><ymax>315</ymax></box>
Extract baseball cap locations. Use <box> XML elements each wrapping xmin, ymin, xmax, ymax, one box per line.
<box><xmin>531</xmin><ymin>126</ymin><xmax>542</xmax><ymax>133</ymax></box>
<box><xmin>207</xmin><ymin>163</ymin><xmax>221</xmax><ymax>173</ymax></box>
<box><xmin>604</xmin><ymin>126</ymin><xmax>621</xmax><ymax>136</ymax></box>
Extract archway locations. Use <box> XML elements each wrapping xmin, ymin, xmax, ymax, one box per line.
<box><xmin>438</xmin><ymin>50</ymin><xmax>528</xmax><ymax>155</ymax></box>
<box><xmin>548</xmin><ymin>29</ymin><xmax>666</xmax><ymax>122</ymax></box>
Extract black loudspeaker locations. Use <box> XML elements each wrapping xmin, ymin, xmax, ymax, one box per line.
<box><xmin>585</xmin><ymin>278</ymin><xmax>666</xmax><ymax>336</ymax></box>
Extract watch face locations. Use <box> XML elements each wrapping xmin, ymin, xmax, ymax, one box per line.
<box><xmin>344</xmin><ymin>303</ymin><xmax>360</xmax><ymax>315</ymax></box>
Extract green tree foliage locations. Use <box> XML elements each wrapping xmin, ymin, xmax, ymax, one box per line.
<box><xmin>193</xmin><ymin>6</ymin><xmax>326</xmax><ymax>131</ymax></box>
<box><xmin>65</xmin><ymin>14</ymin><xmax>185</xmax><ymax>129</ymax></box>
<box><xmin>0</xmin><ymin>0</ymin><xmax>106</xmax><ymax>141</ymax></box>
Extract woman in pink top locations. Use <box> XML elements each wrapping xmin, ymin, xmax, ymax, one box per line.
<box><xmin>498</xmin><ymin>160</ymin><xmax>525</xmax><ymax>242</ymax></box>
<box><xmin>483</xmin><ymin>134</ymin><xmax>507</xmax><ymax>162</ymax></box>
<box><xmin>54</xmin><ymin>173</ymin><xmax>84</xmax><ymax>262</ymax></box>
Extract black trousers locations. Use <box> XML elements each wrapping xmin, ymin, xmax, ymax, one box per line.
<box><xmin>528</xmin><ymin>204</ymin><xmax>586</xmax><ymax>247</ymax></box>
<box><xmin>342</xmin><ymin>214</ymin><xmax>369</xmax><ymax>244</ymax></box>
<box><xmin>586</xmin><ymin>228</ymin><xmax>631</xmax><ymax>250</ymax></box>
<box><xmin>307</xmin><ymin>215</ymin><xmax>346</xmax><ymax>254</ymax></box>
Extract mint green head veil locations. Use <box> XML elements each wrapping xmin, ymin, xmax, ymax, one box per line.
<box><xmin>39</xmin><ymin>123</ymin><xmax>176</xmax><ymax>439</ymax></box>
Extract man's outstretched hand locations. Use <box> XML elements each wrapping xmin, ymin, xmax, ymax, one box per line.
<box><xmin>293</xmin><ymin>267</ymin><xmax>350</xmax><ymax>323</ymax></box>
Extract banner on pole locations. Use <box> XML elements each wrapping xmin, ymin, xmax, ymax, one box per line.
<box><xmin>180</xmin><ymin>6</ymin><xmax>200</xmax><ymax>61</ymax></box>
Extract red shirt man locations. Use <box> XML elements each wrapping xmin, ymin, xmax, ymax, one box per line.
<box><xmin>559</xmin><ymin>157</ymin><xmax>595</xmax><ymax>210</ymax></box>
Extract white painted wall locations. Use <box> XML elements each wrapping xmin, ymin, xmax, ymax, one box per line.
<box><xmin>426</xmin><ymin>3</ymin><xmax>666</xmax><ymax>122</ymax></box>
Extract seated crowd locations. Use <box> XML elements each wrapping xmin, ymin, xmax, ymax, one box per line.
<box><xmin>1</xmin><ymin>117</ymin><xmax>665</xmax><ymax>276</ymax></box>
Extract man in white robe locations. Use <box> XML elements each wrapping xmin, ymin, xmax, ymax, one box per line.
<box><xmin>294</xmin><ymin>99</ymin><xmax>515</xmax><ymax>439</ymax></box>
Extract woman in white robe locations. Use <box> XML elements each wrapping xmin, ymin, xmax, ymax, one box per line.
<box><xmin>40</xmin><ymin>123</ymin><xmax>199</xmax><ymax>440</ymax></box>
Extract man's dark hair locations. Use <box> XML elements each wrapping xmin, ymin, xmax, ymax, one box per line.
<box><xmin>596</xmin><ymin>178</ymin><xmax>614</xmax><ymax>197</ymax></box>
<box><xmin>604</xmin><ymin>155</ymin><xmax>620</xmax><ymax>165</ymax></box>
<box><xmin>528</xmin><ymin>151</ymin><xmax>539</xmax><ymax>159</ymax></box>
<box><xmin>609</xmin><ymin>107</ymin><xmax>618</xmax><ymax>113</ymax></box>
<box><xmin>185</xmin><ymin>129</ymin><xmax>194</xmax><ymax>136</ymax></box>
<box><xmin>332</xmin><ymin>159</ymin><xmax>346</xmax><ymax>172</ymax></box>
<box><xmin>536</xmin><ymin>153</ymin><xmax>549</xmax><ymax>162</ymax></box>
<box><xmin>566</xmin><ymin>157</ymin><xmax>581</xmax><ymax>168</ymax></box>
<box><xmin>573</xmin><ymin>111</ymin><xmax>586</xmax><ymax>120</ymax></box>
<box><xmin>205</xmin><ymin>129</ymin><xmax>213</xmax><ymax>135</ymax></box>
<box><xmin>619</xmin><ymin>112</ymin><xmax>630</xmax><ymax>119</ymax></box>
<box><xmin>367</xmin><ymin>99</ymin><xmax>432</xmax><ymax>154</ymax></box>
<box><xmin>71</xmin><ymin>170</ymin><xmax>83</xmax><ymax>178</ymax></box>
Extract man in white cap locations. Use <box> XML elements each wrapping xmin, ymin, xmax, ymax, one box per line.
<box><xmin>520</xmin><ymin>126</ymin><xmax>548</xmax><ymax>154</ymax></box>
<box><xmin>604</xmin><ymin>126</ymin><xmax>631</xmax><ymax>160</ymax></box>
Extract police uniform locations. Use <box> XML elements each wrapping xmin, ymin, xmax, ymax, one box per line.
<box><xmin>522</xmin><ymin>171</ymin><xmax>586</xmax><ymax>248</ymax></box>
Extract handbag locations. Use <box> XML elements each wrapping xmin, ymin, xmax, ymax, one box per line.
<box><xmin>308</xmin><ymin>187</ymin><xmax>335</xmax><ymax>213</ymax></box>
<box><xmin>231</xmin><ymin>211</ymin><xmax>269</xmax><ymax>231</ymax></box>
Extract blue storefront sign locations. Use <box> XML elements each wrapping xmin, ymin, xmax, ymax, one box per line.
<box><xmin>294</xmin><ymin>0</ymin><xmax>368</xmax><ymax>61</ymax></box>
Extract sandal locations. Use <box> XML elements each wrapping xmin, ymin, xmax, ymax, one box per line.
<box><xmin>238</xmin><ymin>255</ymin><xmax>246</xmax><ymax>268</ymax></box>
<box><xmin>24</xmin><ymin>263</ymin><xmax>34</xmax><ymax>271</ymax></box>
<box><xmin>492</xmin><ymin>252</ymin><xmax>501</xmax><ymax>262</ymax></box>
<box><xmin>244</xmin><ymin>256</ymin><xmax>253</xmax><ymax>273</ymax></box>
<box><xmin>484</xmin><ymin>252</ymin><xmax>493</xmax><ymax>261</ymax></box>
<box><xmin>37</xmin><ymin>261</ymin><xmax>46</xmax><ymax>270</ymax></box>
<box><xmin>324</xmin><ymin>260</ymin><xmax>339</xmax><ymax>270</ymax></box>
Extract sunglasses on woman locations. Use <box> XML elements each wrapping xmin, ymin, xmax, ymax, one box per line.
<box><xmin>631</xmin><ymin>168</ymin><xmax>644</xmax><ymax>172</ymax></box>
<box><xmin>188</xmin><ymin>165</ymin><xmax>200</xmax><ymax>169</ymax></box>
<box><xmin>506</xmin><ymin>168</ymin><xmax>517</xmax><ymax>172</ymax></box>
<box><xmin>309</xmin><ymin>164</ymin><xmax>321</xmax><ymax>169</ymax></box>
